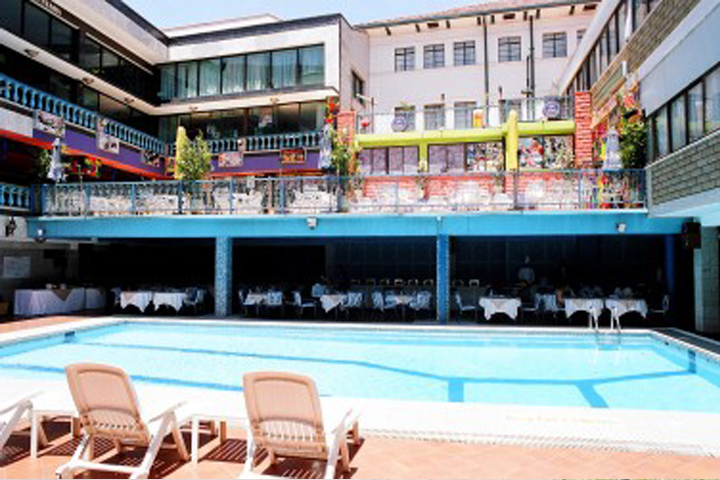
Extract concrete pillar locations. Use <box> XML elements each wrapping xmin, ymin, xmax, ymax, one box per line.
<box><xmin>694</xmin><ymin>227</ymin><xmax>720</xmax><ymax>333</ymax></box>
<box><xmin>436</xmin><ymin>234</ymin><xmax>450</xmax><ymax>324</ymax></box>
<box><xmin>215</xmin><ymin>237</ymin><xmax>233</xmax><ymax>317</ymax></box>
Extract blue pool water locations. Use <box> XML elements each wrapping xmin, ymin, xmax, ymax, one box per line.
<box><xmin>2</xmin><ymin>322</ymin><xmax>720</xmax><ymax>413</ymax></box>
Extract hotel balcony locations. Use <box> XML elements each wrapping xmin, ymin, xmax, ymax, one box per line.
<box><xmin>38</xmin><ymin>170</ymin><xmax>646</xmax><ymax>218</ymax></box>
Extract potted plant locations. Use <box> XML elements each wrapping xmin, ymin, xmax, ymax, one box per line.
<box><xmin>327</xmin><ymin>125</ymin><xmax>360</xmax><ymax>213</ymax></box>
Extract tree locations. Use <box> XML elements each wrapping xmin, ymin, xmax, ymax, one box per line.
<box><xmin>174</xmin><ymin>127</ymin><xmax>212</xmax><ymax>181</ymax></box>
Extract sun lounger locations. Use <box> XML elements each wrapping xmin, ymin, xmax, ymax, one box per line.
<box><xmin>55</xmin><ymin>363</ymin><xmax>189</xmax><ymax>479</ymax></box>
<box><xmin>241</xmin><ymin>371</ymin><xmax>360</xmax><ymax>479</ymax></box>
<box><xmin>0</xmin><ymin>390</ymin><xmax>46</xmax><ymax>454</ymax></box>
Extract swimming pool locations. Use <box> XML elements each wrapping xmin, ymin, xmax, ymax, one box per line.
<box><xmin>2</xmin><ymin>321</ymin><xmax>720</xmax><ymax>413</ymax></box>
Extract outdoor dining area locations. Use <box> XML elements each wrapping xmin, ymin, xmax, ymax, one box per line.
<box><xmin>13</xmin><ymin>285</ymin><xmax>106</xmax><ymax>317</ymax></box>
<box><xmin>114</xmin><ymin>287</ymin><xmax>208</xmax><ymax>315</ymax></box>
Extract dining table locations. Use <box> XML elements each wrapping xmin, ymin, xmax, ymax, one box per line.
<box><xmin>478</xmin><ymin>297</ymin><xmax>521</xmax><ymax>321</ymax></box>
<box><xmin>14</xmin><ymin>288</ymin><xmax>87</xmax><ymax>316</ymax></box>
<box><xmin>120</xmin><ymin>291</ymin><xmax>155</xmax><ymax>312</ymax></box>
<box><xmin>564</xmin><ymin>298</ymin><xmax>605</xmax><ymax>328</ymax></box>
<box><xmin>320</xmin><ymin>294</ymin><xmax>347</xmax><ymax>313</ymax></box>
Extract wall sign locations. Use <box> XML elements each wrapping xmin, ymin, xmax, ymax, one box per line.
<box><xmin>34</xmin><ymin>111</ymin><xmax>66</xmax><ymax>138</ymax></box>
<box><xmin>96</xmin><ymin>119</ymin><xmax>120</xmax><ymax>154</ymax></box>
<box><xmin>281</xmin><ymin>148</ymin><xmax>306</xmax><ymax>165</ymax></box>
<box><xmin>543</xmin><ymin>99</ymin><xmax>562</xmax><ymax>119</ymax></box>
<box><xmin>218</xmin><ymin>138</ymin><xmax>246</xmax><ymax>168</ymax></box>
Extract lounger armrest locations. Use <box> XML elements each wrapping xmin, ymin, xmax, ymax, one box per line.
<box><xmin>146</xmin><ymin>401</ymin><xmax>187</xmax><ymax>424</ymax></box>
<box><xmin>328</xmin><ymin>408</ymin><xmax>357</xmax><ymax>435</ymax></box>
<box><xmin>0</xmin><ymin>398</ymin><xmax>32</xmax><ymax>416</ymax></box>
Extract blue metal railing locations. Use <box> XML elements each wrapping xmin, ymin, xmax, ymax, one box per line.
<box><xmin>38</xmin><ymin>170</ymin><xmax>646</xmax><ymax>218</ymax></box>
<box><xmin>0</xmin><ymin>73</ymin><xmax>164</xmax><ymax>155</ymax></box>
<box><xmin>0</xmin><ymin>183</ymin><xmax>31</xmax><ymax>212</ymax></box>
<box><xmin>167</xmin><ymin>131</ymin><xmax>323</xmax><ymax>157</ymax></box>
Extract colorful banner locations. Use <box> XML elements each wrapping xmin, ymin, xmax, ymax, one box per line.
<box><xmin>281</xmin><ymin>148</ymin><xmax>306</xmax><ymax>165</ymax></box>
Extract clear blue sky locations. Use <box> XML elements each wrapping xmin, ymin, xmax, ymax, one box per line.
<box><xmin>123</xmin><ymin>0</ymin><xmax>480</xmax><ymax>28</ymax></box>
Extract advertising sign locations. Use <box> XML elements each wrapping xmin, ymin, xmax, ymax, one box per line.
<box><xmin>96</xmin><ymin>119</ymin><xmax>120</xmax><ymax>154</ymax></box>
<box><xmin>34</xmin><ymin>111</ymin><xmax>66</xmax><ymax>137</ymax></box>
<box><xmin>281</xmin><ymin>148</ymin><xmax>306</xmax><ymax>165</ymax></box>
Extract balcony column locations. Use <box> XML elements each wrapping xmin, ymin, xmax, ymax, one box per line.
<box><xmin>694</xmin><ymin>227</ymin><xmax>720</xmax><ymax>333</ymax></box>
<box><xmin>215</xmin><ymin>237</ymin><xmax>233</xmax><ymax>317</ymax></box>
<box><xmin>436</xmin><ymin>234</ymin><xmax>450</xmax><ymax>324</ymax></box>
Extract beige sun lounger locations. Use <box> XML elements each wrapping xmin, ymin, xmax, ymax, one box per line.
<box><xmin>0</xmin><ymin>390</ymin><xmax>47</xmax><ymax>454</ymax></box>
<box><xmin>241</xmin><ymin>371</ymin><xmax>360</xmax><ymax>479</ymax></box>
<box><xmin>55</xmin><ymin>363</ymin><xmax>189</xmax><ymax>479</ymax></box>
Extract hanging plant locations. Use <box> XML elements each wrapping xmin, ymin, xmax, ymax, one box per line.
<box><xmin>616</xmin><ymin>92</ymin><xmax>648</xmax><ymax>169</ymax></box>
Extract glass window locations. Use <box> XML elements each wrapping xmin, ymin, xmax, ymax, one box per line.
<box><xmin>277</xmin><ymin>103</ymin><xmax>300</xmax><ymax>132</ymax></box>
<box><xmin>221</xmin><ymin>56</ymin><xmax>245</xmax><ymax>94</ymax></box>
<box><xmin>247</xmin><ymin>52</ymin><xmax>270</xmax><ymax>91</ymax></box>
<box><xmin>394</xmin><ymin>106</ymin><xmax>415</xmax><ymax>131</ymax></box>
<box><xmin>670</xmin><ymin>95</ymin><xmax>687</xmax><ymax>152</ymax></box>
<box><xmin>424</xmin><ymin>44</ymin><xmax>445</xmax><ymax>69</ymax></box>
<box><xmin>159</xmin><ymin>116</ymin><xmax>179</xmax><ymax>143</ymax></box>
<box><xmin>299</xmin><ymin>46</ymin><xmax>324</xmax><ymax>86</ymax></box>
<box><xmin>159</xmin><ymin>65</ymin><xmax>176</xmax><ymax>101</ymax></box>
<box><xmin>50</xmin><ymin>19</ymin><xmax>74</xmax><ymax>61</ymax></box>
<box><xmin>598</xmin><ymin>30</ymin><xmax>608</xmax><ymax>73</ymax></box>
<box><xmin>352</xmin><ymin>72</ymin><xmax>365</xmax><ymax>103</ymax></box>
<box><xmin>102</xmin><ymin>49</ymin><xmax>120</xmax><ymax>77</ymax></box>
<box><xmin>454</xmin><ymin>41</ymin><xmax>475</xmax><ymax>66</ymax></box>
<box><xmin>577</xmin><ymin>29</ymin><xmax>586</xmax><ymax>45</ymax></box>
<box><xmin>499</xmin><ymin>36</ymin><xmax>521</xmax><ymax>62</ymax></box>
<box><xmin>607</xmin><ymin>13</ymin><xmax>619</xmax><ymax>62</ymax></box>
<box><xmin>272</xmin><ymin>49</ymin><xmax>298</xmax><ymax>89</ymax></box>
<box><xmin>0</xmin><ymin>0</ymin><xmax>22</xmax><ymax>35</ymax></box>
<box><xmin>543</xmin><ymin>32</ymin><xmax>567</xmax><ymax>58</ymax></box>
<box><xmin>688</xmin><ymin>83</ymin><xmax>704</xmax><ymax>143</ymax></box>
<box><xmin>47</xmin><ymin>73</ymin><xmax>72</xmax><ymax>101</ymax></box>
<box><xmin>705</xmin><ymin>67</ymin><xmax>720</xmax><ymax>134</ymax></box>
<box><xmin>199</xmin><ymin>58</ymin><xmax>221</xmax><ymax>97</ymax></box>
<box><xmin>454</xmin><ymin>102</ymin><xmax>476</xmax><ymax>129</ymax></box>
<box><xmin>424</xmin><ymin>104</ymin><xmax>445</xmax><ymax>130</ymax></box>
<box><xmin>79</xmin><ymin>36</ymin><xmax>101</xmax><ymax>74</ymax></box>
<box><xmin>24</xmin><ymin>3</ymin><xmax>50</xmax><ymax>48</ymax></box>
<box><xmin>654</xmin><ymin>108</ymin><xmax>669</xmax><ymax>158</ymax></box>
<box><xmin>177</xmin><ymin>61</ymin><xmax>198</xmax><ymax>99</ymax></box>
<box><xmin>77</xmin><ymin>85</ymin><xmax>99</xmax><ymax>111</ymax></box>
<box><xmin>395</xmin><ymin>47</ymin><xmax>415</xmax><ymax>72</ymax></box>
<box><xmin>300</xmin><ymin>102</ymin><xmax>324</xmax><ymax>131</ymax></box>
<box><xmin>99</xmin><ymin>94</ymin><xmax>132</xmax><ymax>122</ymax></box>
<box><xmin>248</xmin><ymin>106</ymin><xmax>275</xmax><ymax>134</ymax></box>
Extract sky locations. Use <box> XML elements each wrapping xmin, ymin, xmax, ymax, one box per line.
<box><xmin>123</xmin><ymin>0</ymin><xmax>481</xmax><ymax>28</ymax></box>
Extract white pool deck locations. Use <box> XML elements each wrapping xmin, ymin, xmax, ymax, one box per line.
<box><xmin>2</xmin><ymin>317</ymin><xmax>720</xmax><ymax>458</ymax></box>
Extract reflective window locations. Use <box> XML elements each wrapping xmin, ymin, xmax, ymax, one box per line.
<box><xmin>247</xmin><ymin>53</ymin><xmax>270</xmax><ymax>91</ymax></box>
<box><xmin>454</xmin><ymin>41</ymin><xmax>476</xmax><ymax>66</ymax></box>
<box><xmin>50</xmin><ymin>18</ymin><xmax>74</xmax><ymax>61</ymax></box>
<box><xmin>159</xmin><ymin>65</ymin><xmax>176</xmax><ymax>101</ymax></box>
<box><xmin>300</xmin><ymin>102</ymin><xmax>325</xmax><ymax>131</ymax></box>
<box><xmin>248</xmin><ymin>106</ymin><xmax>275</xmax><ymax>134</ymax></box>
<box><xmin>543</xmin><ymin>32</ymin><xmax>567</xmax><ymax>58</ymax></box>
<box><xmin>670</xmin><ymin>95</ymin><xmax>687</xmax><ymax>152</ymax></box>
<box><xmin>177</xmin><ymin>62</ymin><xmax>198</xmax><ymax>99</ymax></box>
<box><xmin>77</xmin><ymin>85</ymin><xmax>99</xmax><ymax>110</ymax></box>
<box><xmin>299</xmin><ymin>46</ymin><xmax>324</xmax><ymax>85</ymax></box>
<box><xmin>272</xmin><ymin>49</ymin><xmax>297</xmax><ymax>89</ymax></box>
<box><xmin>424</xmin><ymin>104</ymin><xmax>445</xmax><ymax>130</ymax></box>
<box><xmin>79</xmin><ymin>37</ymin><xmax>101</xmax><ymax>74</ymax></box>
<box><xmin>423</xmin><ymin>44</ymin><xmax>445</xmax><ymax>69</ymax></box>
<box><xmin>499</xmin><ymin>37</ymin><xmax>521</xmax><ymax>62</ymax></box>
<box><xmin>24</xmin><ymin>3</ymin><xmax>50</xmax><ymax>48</ymax></box>
<box><xmin>0</xmin><ymin>0</ymin><xmax>22</xmax><ymax>35</ymax></box>
<box><xmin>688</xmin><ymin>83</ymin><xmax>704</xmax><ymax>143</ymax></box>
<box><xmin>277</xmin><ymin>103</ymin><xmax>300</xmax><ymax>132</ymax></box>
<box><xmin>221</xmin><ymin>56</ymin><xmax>245</xmax><ymax>94</ymax></box>
<box><xmin>454</xmin><ymin>102</ymin><xmax>476</xmax><ymax>129</ymax></box>
<box><xmin>705</xmin><ymin>67</ymin><xmax>720</xmax><ymax>134</ymax></box>
<box><xmin>199</xmin><ymin>58</ymin><xmax>221</xmax><ymax>97</ymax></box>
<box><xmin>654</xmin><ymin>108</ymin><xmax>669</xmax><ymax>157</ymax></box>
<box><xmin>395</xmin><ymin>47</ymin><xmax>415</xmax><ymax>72</ymax></box>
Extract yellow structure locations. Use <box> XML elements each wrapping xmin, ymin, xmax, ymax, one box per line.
<box><xmin>356</xmin><ymin>110</ymin><xmax>575</xmax><ymax>171</ymax></box>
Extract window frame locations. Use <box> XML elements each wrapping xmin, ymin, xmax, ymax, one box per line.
<box><xmin>542</xmin><ymin>32</ymin><xmax>567</xmax><ymax>59</ymax></box>
<box><xmin>498</xmin><ymin>36</ymin><xmax>522</xmax><ymax>63</ymax></box>
<box><xmin>423</xmin><ymin>44</ymin><xmax>445</xmax><ymax>70</ymax></box>
<box><xmin>453</xmin><ymin>41</ymin><xmax>476</xmax><ymax>66</ymax></box>
<box><xmin>395</xmin><ymin>47</ymin><xmax>416</xmax><ymax>72</ymax></box>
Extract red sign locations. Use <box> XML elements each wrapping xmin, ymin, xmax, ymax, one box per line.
<box><xmin>281</xmin><ymin>148</ymin><xmax>306</xmax><ymax>165</ymax></box>
<box><xmin>336</xmin><ymin>111</ymin><xmax>357</xmax><ymax>146</ymax></box>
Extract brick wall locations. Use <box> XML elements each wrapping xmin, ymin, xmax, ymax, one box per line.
<box><xmin>649</xmin><ymin>129</ymin><xmax>720</xmax><ymax>206</ymax></box>
<box><xmin>574</xmin><ymin>92</ymin><xmax>593</xmax><ymax>166</ymax></box>
<box><xmin>591</xmin><ymin>0</ymin><xmax>700</xmax><ymax>115</ymax></box>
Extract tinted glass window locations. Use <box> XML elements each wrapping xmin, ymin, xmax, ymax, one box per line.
<box><xmin>300</xmin><ymin>102</ymin><xmax>324</xmax><ymax>131</ymax></box>
<box><xmin>79</xmin><ymin>37</ymin><xmax>101</xmax><ymax>74</ymax></box>
<box><xmin>0</xmin><ymin>0</ymin><xmax>22</xmax><ymax>35</ymax></box>
<box><xmin>272</xmin><ymin>49</ymin><xmax>297</xmax><ymax>89</ymax></box>
<box><xmin>177</xmin><ymin>62</ymin><xmax>198</xmax><ymax>99</ymax></box>
<box><xmin>705</xmin><ymin>67</ymin><xmax>720</xmax><ymax>134</ymax></box>
<box><xmin>50</xmin><ymin>19</ymin><xmax>74</xmax><ymax>61</ymax></box>
<box><xmin>299</xmin><ymin>46</ymin><xmax>324</xmax><ymax>85</ymax></box>
<box><xmin>24</xmin><ymin>3</ymin><xmax>50</xmax><ymax>48</ymax></box>
<box><xmin>199</xmin><ymin>58</ymin><xmax>221</xmax><ymax>97</ymax></box>
<box><xmin>654</xmin><ymin>108</ymin><xmax>669</xmax><ymax>158</ymax></box>
<box><xmin>670</xmin><ymin>95</ymin><xmax>687</xmax><ymax>152</ymax></box>
<box><xmin>247</xmin><ymin>53</ymin><xmax>270</xmax><ymax>91</ymax></box>
<box><xmin>687</xmin><ymin>83</ymin><xmax>704</xmax><ymax>143</ymax></box>
<box><xmin>159</xmin><ymin>65</ymin><xmax>176</xmax><ymax>101</ymax></box>
<box><xmin>277</xmin><ymin>103</ymin><xmax>299</xmax><ymax>132</ymax></box>
<box><xmin>222</xmin><ymin>56</ymin><xmax>245</xmax><ymax>94</ymax></box>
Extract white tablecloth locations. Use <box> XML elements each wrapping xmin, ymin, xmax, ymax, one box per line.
<box><xmin>479</xmin><ymin>297</ymin><xmax>521</xmax><ymax>321</ymax></box>
<box><xmin>565</xmin><ymin>298</ymin><xmax>604</xmax><ymax>322</ymax></box>
<box><xmin>120</xmin><ymin>291</ymin><xmax>154</xmax><ymax>312</ymax></box>
<box><xmin>321</xmin><ymin>294</ymin><xmax>346</xmax><ymax>313</ymax></box>
<box><xmin>244</xmin><ymin>293</ymin><xmax>267</xmax><ymax>306</ymax></box>
<box><xmin>85</xmin><ymin>288</ymin><xmax>106</xmax><ymax>310</ymax></box>
<box><xmin>605</xmin><ymin>299</ymin><xmax>649</xmax><ymax>318</ymax></box>
<box><xmin>153</xmin><ymin>292</ymin><xmax>186</xmax><ymax>311</ymax></box>
<box><xmin>14</xmin><ymin>289</ymin><xmax>86</xmax><ymax>316</ymax></box>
